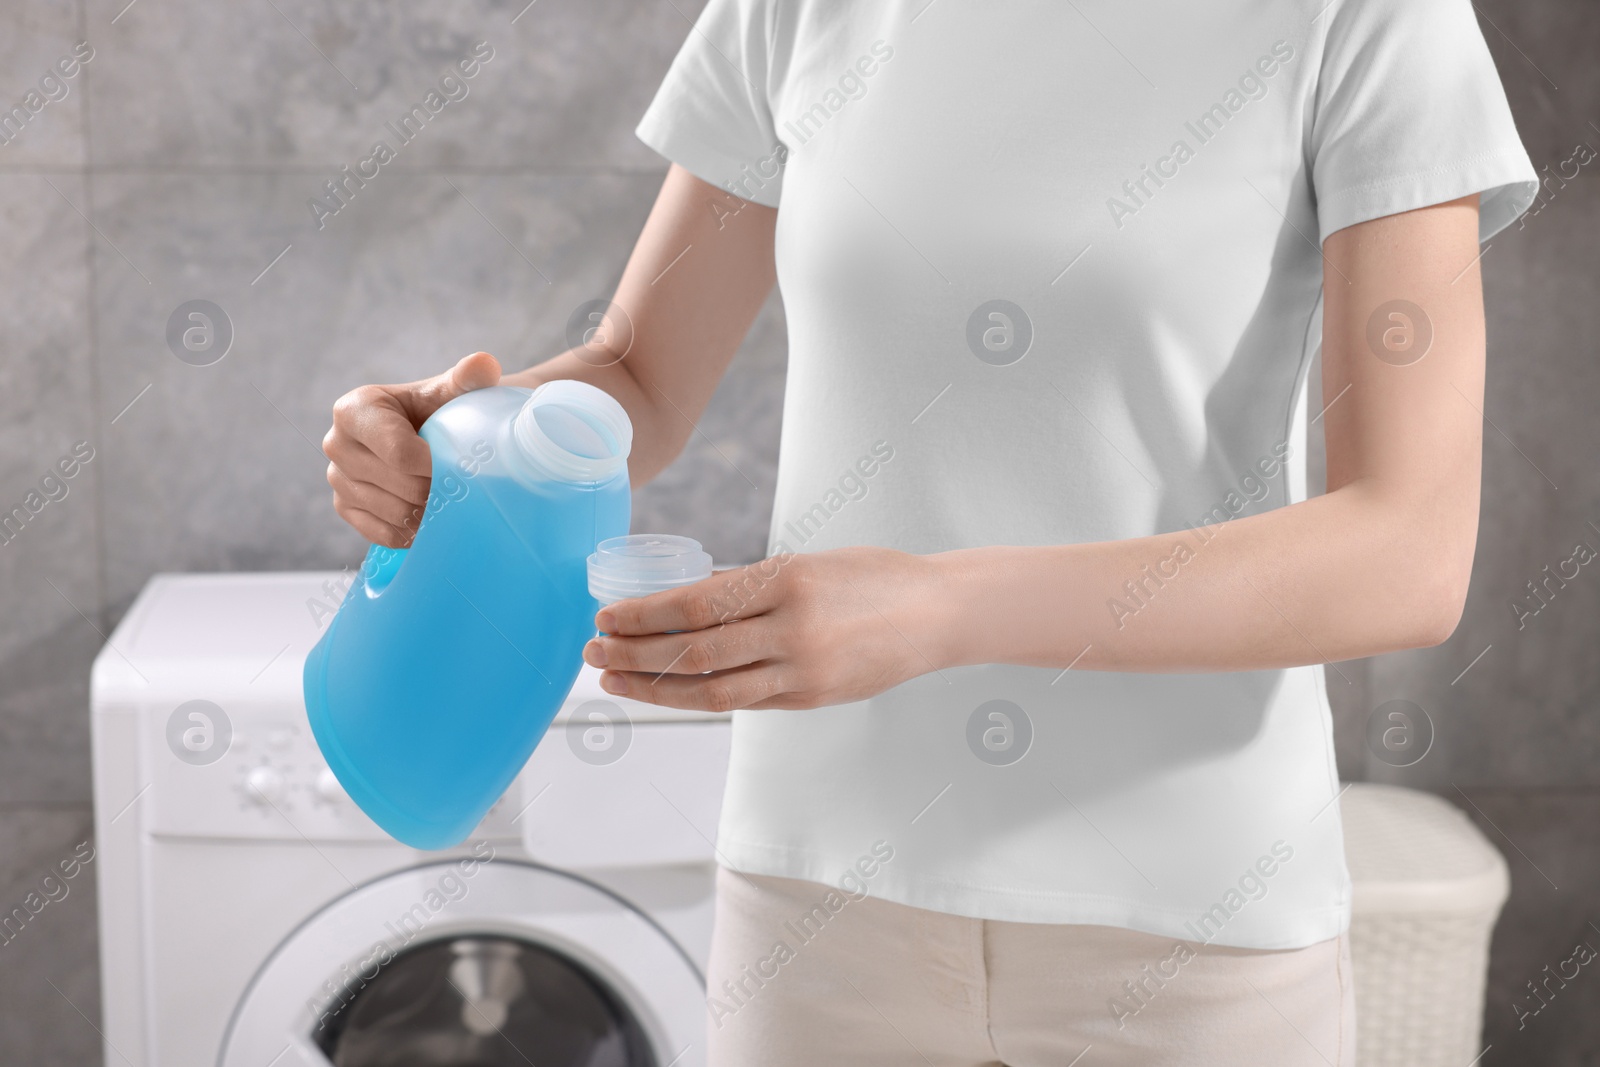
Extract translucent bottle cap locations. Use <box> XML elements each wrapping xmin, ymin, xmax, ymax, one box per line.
<box><xmin>588</xmin><ymin>535</ymin><xmax>713</xmax><ymax>605</ymax></box>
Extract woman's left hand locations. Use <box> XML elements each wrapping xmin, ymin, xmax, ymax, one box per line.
<box><xmin>583</xmin><ymin>546</ymin><xmax>951</xmax><ymax>712</ymax></box>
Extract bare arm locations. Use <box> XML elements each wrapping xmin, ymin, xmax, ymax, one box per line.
<box><xmin>589</xmin><ymin>196</ymin><xmax>1488</xmax><ymax>709</ymax></box>
<box><xmin>501</xmin><ymin>164</ymin><xmax>778</xmax><ymax>485</ymax></box>
<box><xmin>322</xmin><ymin>164</ymin><xmax>776</xmax><ymax>546</ymax></box>
<box><xmin>930</xmin><ymin>194</ymin><xmax>1486</xmax><ymax>672</ymax></box>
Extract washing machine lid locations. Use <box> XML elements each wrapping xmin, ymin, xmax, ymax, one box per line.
<box><xmin>219</xmin><ymin>860</ymin><xmax>705</xmax><ymax>1067</ymax></box>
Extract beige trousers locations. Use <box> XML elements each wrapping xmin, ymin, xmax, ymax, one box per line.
<box><xmin>705</xmin><ymin>868</ymin><xmax>1355</xmax><ymax>1067</ymax></box>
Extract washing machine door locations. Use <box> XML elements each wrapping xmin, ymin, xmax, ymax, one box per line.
<box><xmin>219</xmin><ymin>860</ymin><xmax>705</xmax><ymax>1067</ymax></box>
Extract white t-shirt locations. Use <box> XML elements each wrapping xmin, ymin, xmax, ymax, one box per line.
<box><xmin>637</xmin><ymin>0</ymin><xmax>1535</xmax><ymax>949</ymax></box>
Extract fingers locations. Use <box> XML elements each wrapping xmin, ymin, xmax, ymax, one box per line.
<box><xmin>584</xmin><ymin>617</ymin><xmax>774</xmax><ymax>676</ymax></box>
<box><xmin>322</xmin><ymin>353</ymin><xmax>501</xmax><ymax>543</ymax></box>
<box><xmin>599</xmin><ymin>662</ymin><xmax>791</xmax><ymax>714</ymax></box>
<box><xmin>323</xmin><ymin>427</ymin><xmax>432</xmax><ymax>503</ymax></box>
<box><xmin>327</xmin><ymin>466</ymin><xmax>425</xmax><ymax>535</ymax></box>
<box><xmin>360</xmin><ymin>422</ymin><xmax>434</xmax><ymax>482</ymax></box>
<box><xmin>332</xmin><ymin>497</ymin><xmax>414</xmax><ymax>549</ymax></box>
<box><xmin>596</xmin><ymin>561</ymin><xmax>790</xmax><ymax>636</ymax></box>
<box><xmin>323</xmin><ymin>382</ymin><xmax>433</xmax><ymax>531</ymax></box>
<box><xmin>327</xmin><ymin>387</ymin><xmax>435</xmax><ymax>480</ymax></box>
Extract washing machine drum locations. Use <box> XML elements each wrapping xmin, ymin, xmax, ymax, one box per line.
<box><xmin>220</xmin><ymin>861</ymin><xmax>706</xmax><ymax>1067</ymax></box>
<box><xmin>316</xmin><ymin>936</ymin><xmax>654</xmax><ymax>1066</ymax></box>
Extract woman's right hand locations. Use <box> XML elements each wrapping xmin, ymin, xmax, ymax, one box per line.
<box><xmin>322</xmin><ymin>351</ymin><xmax>502</xmax><ymax>548</ymax></box>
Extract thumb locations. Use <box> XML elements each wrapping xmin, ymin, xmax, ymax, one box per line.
<box><xmin>401</xmin><ymin>351</ymin><xmax>502</xmax><ymax>424</ymax></box>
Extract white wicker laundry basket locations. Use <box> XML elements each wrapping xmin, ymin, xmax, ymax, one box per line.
<box><xmin>1341</xmin><ymin>783</ymin><xmax>1510</xmax><ymax>1067</ymax></box>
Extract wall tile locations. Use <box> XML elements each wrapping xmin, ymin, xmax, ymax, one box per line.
<box><xmin>0</xmin><ymin>171</ymin><xmax>100</xmax><ymax>805</ymax></box>
<box><xmin>0</xmin><ymin>2</ymin><xmax>89</xmax><ymax>169</ymax></box>
<box><xmin>0</xmin><ymin>807</ymin><xmax>101</xmax><ymax>1065</ymax></box>
<box><xmin>1458</xmin><ymin>788</ymin><xmax>1600</xmax><ymax>1067</ymax></box>
<box><xmin>84</xmin><ymin>0</ymin><xmax>709</xmax><ymax>171</ymax></box>
<box><xmin>1477</xmin><ymin>0</ymin><xmax>1600</xmax><ymax>165</ymax></box>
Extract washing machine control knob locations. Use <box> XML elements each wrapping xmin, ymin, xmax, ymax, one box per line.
<box><xmin>245</xmin><ymin>766</ymin><xmax>285</xmax><ymax>805</ymax></box>
<box><xmin>314</xmin><ymin>768</ymin><xmax>344</xmax><ymax>803</ymax></box>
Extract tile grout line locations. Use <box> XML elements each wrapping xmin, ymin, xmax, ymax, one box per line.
<box><xmin>75</xmin><ymin>0</ymin><xmax>112</xmax><ymax>639</ymax></box>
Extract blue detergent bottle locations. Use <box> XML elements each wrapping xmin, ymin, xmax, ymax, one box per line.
<box><xmin>304</xmin><ymin>380</ymin><xmax>632</xmax><ymax>849</ymax></box>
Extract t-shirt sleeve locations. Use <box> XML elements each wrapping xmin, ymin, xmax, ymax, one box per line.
<box><xmin>636</xmin><ymin>0</ymin><xmax>784</xmax><ymax>208</ymax></box>
<box><xmin>1309</xmin><ymin>0</ymin><xmax>1537</xmax><ymax>243</ymax></box>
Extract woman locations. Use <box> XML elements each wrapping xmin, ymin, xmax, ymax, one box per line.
<box><xmin>322</xmin><ymin>0</ymin><xmax>1535</xmax><ymax>1062</ymax></box>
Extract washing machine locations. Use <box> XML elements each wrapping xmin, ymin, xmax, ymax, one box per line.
<box><xmin>91</xmin><ymin>571</ymin><xmax>732</xmax><ymax>1067</ymax></box>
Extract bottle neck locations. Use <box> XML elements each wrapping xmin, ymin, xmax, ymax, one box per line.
<box><xmin>511</xmin><ymin>381</ymin><xmax>633</xmax><ymax>484</ymax></box>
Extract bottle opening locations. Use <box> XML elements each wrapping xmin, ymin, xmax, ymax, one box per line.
<box><xmin>588</xmin><ymin>535</ymin><xmax>713</xmax><ymax>606</ymax></box>
<box><xmin>512</xmin><ymin>381</ymin><xmax>633</xmax><ymax>484</ymax></box>
<box><xmin>532</xmin><ymin>403</ymin><xmax>617</xmax><ymax>460</ymax></box>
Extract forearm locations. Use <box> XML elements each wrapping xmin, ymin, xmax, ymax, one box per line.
<box><xmin>923</xmin><ymin>481</ymin><xmax>1475</xmax><ymax>674</ymax></box>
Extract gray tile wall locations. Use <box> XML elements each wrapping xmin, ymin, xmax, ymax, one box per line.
<box><xmin>0</xmin><ymin>0</ymin><xmax>1593</xmax><ymax>1062</ymax></box>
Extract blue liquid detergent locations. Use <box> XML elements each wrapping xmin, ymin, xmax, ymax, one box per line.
<box><xmin>304</xmin><ymin>382</ymin><xmax>631</xmax><ymax>849</ymax></box>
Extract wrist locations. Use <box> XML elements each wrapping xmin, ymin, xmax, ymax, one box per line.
<box><xmin>905</xmin><ymin>548</ymin><xmax>979</xmax><ymax>673</ymax></box>
<box><xmin>912</xmin><ymin>545</ymin><xmax>1101</xmax><ymax>672</ymax></box>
